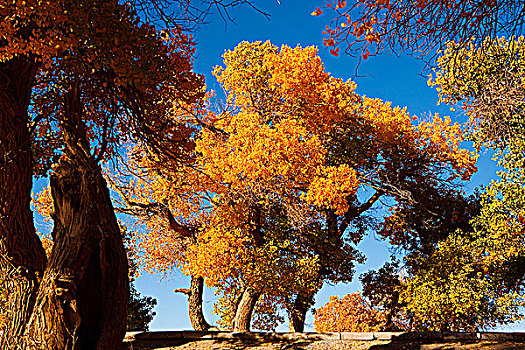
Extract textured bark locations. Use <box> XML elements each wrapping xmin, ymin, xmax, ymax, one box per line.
<box><xmin>188</xmin><ymin>276</ymin><xmax>210</xmax><ymax>331</ymax></box>
<box><xmin>0</xmin><ymin>58</ymin><xmax>47</xmax><ymax>348</ymax></box>
<box><xmin>24</xmin><ymin>84</ymin><xmax>129</xmax><ymax>349</ymax></box>
<box><xmin>175</xmin><ymin>275</ymin><xmax>211</xmax><ymax>331</ymax></box>
<box><xmin>233</xmin><ymin>287</ymin><xmax>261</xmax><ymax>332</ymax></box>
<box><xmin>288</xmin><ymin>290</ymin><xmax>316</xmax><ymax>332</ymax></box>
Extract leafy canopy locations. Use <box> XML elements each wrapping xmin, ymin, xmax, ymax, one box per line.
<box><xmin>314</xmin><ymin>293</ymin><xmax>388</xmax><ymax>332</ymax></box>
<box><xmin>114</xmin><ymin>40</ymin><xmax>478</xmax><ymax>330</ymax></box>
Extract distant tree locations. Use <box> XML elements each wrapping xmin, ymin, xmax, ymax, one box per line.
<box><xmin>360</xmin><ymin>260</ymin><xmax>408</xmax><ymax>331</ymax></box>
<box><xmin>127</xmin><ymin>281</ymin><xmax>158</xmax><ymax>332</ymax></box>
<box><xmin>313</xmin><ymin>293</ymin><xmax>388</xmax><ymax>332</ymax></box>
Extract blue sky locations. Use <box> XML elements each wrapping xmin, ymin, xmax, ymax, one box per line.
<box><xmin>131</xmin><ymin>0</ymin><xmax>506</xmax><ymax>332</ymax></box>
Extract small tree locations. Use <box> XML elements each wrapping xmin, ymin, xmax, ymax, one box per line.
<box><xmin>314</xmin><ymin>293</ymin><xmax>388</xmax><ymax>332</ymax></box>
<box><xmin>127</xmin><ymin>282</ymin><xmax>157</xmax><ymax>332</ymax></box>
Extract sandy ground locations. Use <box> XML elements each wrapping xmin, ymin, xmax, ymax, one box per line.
<box><xmin>145</xmin><ymin>339</ymin><xmax>525</xmax><ymax>350</ymax></box>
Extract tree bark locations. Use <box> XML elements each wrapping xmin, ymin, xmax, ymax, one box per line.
<box><xmin>233</xmin><ymin>287</ymin><xmax>260</xmax><ymax>332</ymax></box>
<box><xmin>0</xmin><ymin>58</ymin><xmax>47</xmax><ymax>348</ymax></box>
<box><xmin>174</xmin><ymin>275</ymin><xmax>211</xmax><ymax>331</ymax></box>
<box><xmin>288</xmin><ymin>289</ymin><xmax>316</xmax><ymax>332</ymax></box>
<box><xmin>24</xmin><ymin>83</ymin><xmax>129</xmax><ymax>349</ymax></box>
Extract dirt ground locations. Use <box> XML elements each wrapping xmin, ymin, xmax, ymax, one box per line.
<box><xmin>145</xmin><ymin>339</ymin><xmax>525</xmax><ymax>350</ymax></box>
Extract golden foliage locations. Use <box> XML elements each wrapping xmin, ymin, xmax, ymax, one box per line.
<box><xmin>116</xmin><ymin>40</ymin><xmax>478</xmax><ymax>329</ymax></box>
<box><xmin>314</xmin><ymin>293</ymin><xmax>387</xmax><ymax>332</ymax></box>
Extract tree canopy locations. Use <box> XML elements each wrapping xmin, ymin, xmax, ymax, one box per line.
<box><xmin>313</xmin><ymin>0</ymin><xmax>525</xmax><ymax>63</ymax></box>
<box><xmin>313</xmin><ymin>293</ymin><xmax>389</xmax><ymax>332</ymax></box>
<box><xmin>111</xmin><ymin>39</ymin><xmax>479</xmax><ymax>331</ymax></box>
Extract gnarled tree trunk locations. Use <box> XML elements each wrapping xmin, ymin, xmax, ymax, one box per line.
<box><xmin>233</xmin><ymin>287</ymin><xmax>260</xmax><ymax>332</ymax></box>
<box><xmin>288</xmin><ymin>289</ymin><xmax>316</xmax><ymax>332</ymax></box>
<box><xmin>24</xmin><ymin>83</ymin><xmax>129</xmax><ymax>349</ymax></box>
<box><xmin>174</xmin><ymin>275</ymin><xmax>211</xmax><ymax>331</ymax></box>
<box><xmin>0</xmin><ymin>58</ymin><xmax>47</xmax><ymax>349</ymax></box>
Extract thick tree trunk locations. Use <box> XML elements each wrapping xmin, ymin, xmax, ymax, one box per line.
<box><xmin>24</xmin><ymin>84</ymin><xmax>128</xmax><ymax>349</ymax></box>
<box><xmin>0</xmin><ymin>58</ymin><xmax>47</xmax><ymax>348</ymax></box>
<box><xmin>233</xmin><ymin>287</ymin><xmax>260</xmax><ymax>332</ymax></box>
<box><xmin>288</xmin><ymin>289</ymin><xmax>316</xmax><ymax>332</ymax></box>
<box><xmin>175</xmin><ymin>275</ymin><xmax>211</xmax><ymax>331</ymax></box>
<box><xmin>188</xmin><ymin>276</ymin><xmax>210</xmax><ymax>331</ymax></box>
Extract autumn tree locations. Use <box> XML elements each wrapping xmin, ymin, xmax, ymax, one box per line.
<box><xmin>327</xmin><ymin>233</ymin><xmax>523</xmax><ymax>333</ymax></box>
<box><xmin>312</xmin><ymin>0</ymin><xmax>525</xmax><ymax>62</ymax></box>
<box><xmin>0</xmin><ymin>0</ymin><xmax>265</xmax><ymax>347</ymax></box>
<box><xmin>431</xmin><ymin>37</ymin><xmax>525</xmax><ymax>275</ymax></box>
<box><xmin>116</xmin><ymin>40</ymin><xmax>478</xmax><ymax>332</ymax></box>
<box><xmin>374</xmin><ymin>190</ymin><xmax>487</xmax><ymax>330</ymax></box>
<box><xmin>370</xmin><ymin>198</ymin><xmax>521</xmax><ymax>331</ymax></box>
<box><xmin>110</xmin><ymin>146</ymin><xmax>322</xmax><ymax>332</ymax></box>
<box><xmin>313</xmin><ymin>293</ymin><xmax>388</xmax><ymax>332</ymax></box>
<box><xmin>419</xmin><ymin>36</ymin><xmax>525</xmax><ymax>329</ymax></box>
<box><xmin>108</xmin><ymin>173</ymin><xmax>214</xmax><ymax>331</ymax></box>
<box><xmin>360</xmin><ymin>260</ymin><xmax>408</xmax><ymax>331</ymax></box>
<box><xmin>400</xmin><ymin>232</ymin><xmax>524</xmax><ymax>331</ymax></box>
<box><xmin>363</xmin><ymin>193</ymin><xmax>519</xmax><ymax>331</ymax></box>
<box><xmin>362</xmin><ymin>177</ymin><xmax>523</xmax><ymax>330</ymax></box>
<box><xmin>347</xmin><ymin>37</ymin><xmax>525</xmax><ymax>332</ymax></box>
<box><xmin>204</xmin><ymin>40</ymin><xmax>476</xmax><ymax>332</ymax></box>
<box><xmin>322</xmin><ymin>193</ymin><xmax>494</xmax><ymax>332</ymax></box>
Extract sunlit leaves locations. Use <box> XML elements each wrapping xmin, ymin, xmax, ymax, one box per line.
<box><xmin>401</xmin><ymin>231</ymin><xmax>525</xmax><ymax>331</ymax></box>
<box><xmin>305</xmin><ymin>165</ymin><xmax>358</xmax><ymax>215</ymax></box>
<box><xmin>118</xmin><ymin>40</ymin><xmax>479</xmax><ymax>330</ymax></box>
<box><xmin>314</xmin><ymin>293</ymin><xmax>387</xmax><ymax>332</ymax></box>
<box><xmin>430</xmin><ymin>37</ymin><xmax>525</xmax><ymax>149</ymax></box>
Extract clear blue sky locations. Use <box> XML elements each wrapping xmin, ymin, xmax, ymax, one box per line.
<box><xmin>131</xmin><ymin>0</ymin><xmax>506</xmax><ymax>332</ymax></box>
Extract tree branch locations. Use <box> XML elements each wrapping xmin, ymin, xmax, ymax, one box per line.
<box><xmin>339</xmin><ymin>190</ymin><xmax>384</xmax><ymax>235</ymax></box>
<box><xmin>173</xmin><ymin>288</ymin><xmax>191</xmax><ymax>296</ymax></box>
